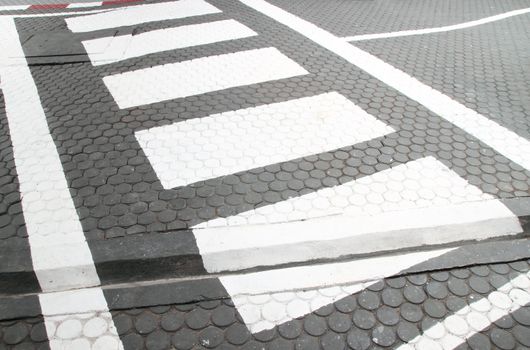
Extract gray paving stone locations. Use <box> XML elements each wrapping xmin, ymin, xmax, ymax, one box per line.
<box><xmin>352</xmin><ymin>310</ymin><xmax>376</xmax><ymax>330</ymax></box>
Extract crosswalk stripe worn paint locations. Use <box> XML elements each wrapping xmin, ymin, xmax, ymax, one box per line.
<box><xmin>65</xmin><ymin>0</ymin><xmax>221</xmax><ymax>32</ymax></box>
<box><xmin>82</xmin><ymin>19</ymin><xmax>257</xmax><ymax>66</ymax></box>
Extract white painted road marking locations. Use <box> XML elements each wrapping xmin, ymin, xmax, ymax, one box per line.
<box><xmin>1</xmin><ymin>16</ymin><xmax>124</xmax><ymax>350</ymax></box>
<box><xmin>83</xmin><ymin>19</ymin><xmax>257</xmax><ymax>66</ymax></box>
<box><xmin>398</xmin><ymin>272</ymin><xmax>530</xmax><ymax>349</ymax></box>
<box><xmin>239</xmin><ymin>0</ymin><xmax>530</xmax><ymax>171</ymax></box>
<box><xmin>136</xmin><ymin>92</ymin><xmax>394</xmax><ymax>188</ymax></box>
<box><xmin>105</xmin><ymin>47</ymin><xmax>308</xmax><ymax>108</ymax></box>
<box><xmin>221</xmin><ymin>248</ymin><xmax>454</xmax><ymax>333</ymax></box>
<box><xmin>41</xmin><ymin>288</ymin><xmax>123</xmax><ymax>349</ymax></box>
<box><xmin>193</xmin><ymin>157</ymin><xmax>521</xmax><ymax>273</ymax></box>
<box><xmin>66</xmin><ymin>0</ymin><xmax>221</xmax><ymax>32</ymax></box>
<box><xmin>0</xmin><ymin>17</ymin><xmax>100</xmax><ymax>292</ymax></box>
<box><xmin>67</xmin><ymin>1</ymin><xmax>103</xmax><ymax>8</ymax></box>
<box><xmin>343</xmin><ymin>7</ymin><xmax>530</xmax><ymax>41</ymax></box>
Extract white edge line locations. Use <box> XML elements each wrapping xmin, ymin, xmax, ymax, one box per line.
<box><xmin>342</xmin><ymin>7</ymin><xmax>530</xmax><ymax>41</ymax></box>
<box><xmin>238</xmin><ymin>0</ymin><xmax>530</xmax><ymax>171</ymax></box>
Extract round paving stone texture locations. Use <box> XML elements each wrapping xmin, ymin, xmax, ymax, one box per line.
<box><xmin>400</xmin><ymin>303</ymin><xmax>423</xmax><ymax>323</ymax></box>
<box><xmin>467</xmin><ymin>332</ymin><xmax>492</xmax><ymax>350</ymax></box>
<box><xmin>371</xmin><ymin>325</ymin><xmax>396</xmax><ymax>347</ymax></box>
<box><xmin>134</xmin><ymin>313</ymin><xmax>158</xmax><ymax>334</ymax></box>
<box><xmin>278</xmin><ymin>320</ymin><xmax>303</xmax><ymax>339</ymax></box>
<box><xmin>376</xmin><ymin>306</ymin><xmax>400</xmax><ymax>326</ymax></box>
<box><xmin>211</xmin><ymin>306</ymin><xmax>236</xmax><ymax>327</ymax></box>
<box><xmin>172</xmin><ymin>328</ymin><xmax>197</xmax><ymax>350</ymax></box>
<box><xmin>403</xmin><ymin>285</ymin><xmax>427</xmax><ymax>304</ymax></box>
<box><xmin>357</xmin><ymin>291</ymin><xmax>380</xmax><ymax>310</ymax></box>
<box><xmin>160</xmin><ymin>311</ymin><xmax>184</xmax><ymax>332</ymax></box>
<box><xmin>424</xmin><ymin>299</ymin><xmax>447</xmax><ymax>319</ymax></box>
<box><xmin>381</xmin><ymin>288</ymin><xmax>404</xmax><ymax>307</ymax></box>
<box><xmin>397</xmin><ymin>321</ymin><xmax>420</xmax><ymax>342</ymax></box>
<box><xmin>185</xmin><ymin>309</ymin><xmax>210</xmax><ymax>330</ymax></box>
<box><xmin>303</xmin><ymin>315</ymin><xmax>327</xmax><ymax>337</ymax></box>
<box><xmin>3</xmin><ymin>323</ymin><xmax>28</xmax><ymax>345</ymax></box>
<box><xmin>146</xmin><ymin>330</ymin><xmax>171</xmax><ymax>350</ymax></box>
<box><xmin>352</xmin><ymin>310</ymin><xmax>376</xmax><ymax>330</ymax></box>
<box><xmin>320</xmin><ymin>332</ymin><xmax>344</xmax><ymax>350</ymax></box>
<box><xmin>225</xmin><ymin>323</ymin><xmax>250</xmax><ymax>345</ymax></box>
<box><xmin>490</xmin><ymin>328</ymin><xmax>516</xmax><ymax>349</ymax></box>
<box><xmin>198</xmin><ymin>327</ymin><xmax>224</xmax><ymax>349</ymax></box>
<box><xmin>327</xmin><ymin>312</ymin><xmax>352</xmax><ymax>333</ymax></box>
<box><xmin>346</xmin><ymin>329</ymin><xmax>371</xmax><ymax>350</ymax></box>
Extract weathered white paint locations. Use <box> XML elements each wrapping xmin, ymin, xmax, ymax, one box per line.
<box><xmin>136</xmin><ymin>92</ymin><xmax>393</xmax><ymax>188</ymax></box>
<box><xmin>193</xmin><ymin>157</ymin><xmax>521</xmax><ymax>273</ymax></box>
<box><xmin>239</xmin><ymin>0</ymin><xmax>530</xmax><ymax>171</ymax></box>
<box><xmin>105</xmin><ymin>47</ymin><xmax>308</xmax><ymax>108</ymax></box>
<box><xmin>223</xmin><ymin>248</ymin><xmax>454</xmax><ymax>332</ymax></box>
<box><xmin>0</xmin><ymin>17</ymin><xmax>100</xmax><ymax>292</ymax></box>
<box><xmin>343</xmin><ymin>7</ymin><xmax>530</xmax><ymax>41</ymax></box>
<box><xmin>66</xmin><ymin>0</ymin><xmax>221</xmax><ymax>32</ymax></box>
<box><xmin>40</xmin><ymin>288</ymin><xmax>123</xmax><ymax>349</ymax></box>
<box><xmin>83</xmin><ymin>19</ymin><xmax>257</xmax><ymax>65</ymax></box>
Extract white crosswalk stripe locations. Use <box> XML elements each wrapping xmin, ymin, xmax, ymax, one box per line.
<box><xmin>103</xmin><ymin>47</ymin><xmax>308</xmax><ymax>108</ymax></box>
<box><xmin>192</xmin><ymin>156</ymin><xmax>521</xmax><ymax>273</ymax></box>
<box><xmin>82</xmin><ymin>19</ymin><xmax>257</xmax><ymax>65</ymax></box>
<box><xmin>63</xmin><ymin>0</ymin><xmax>527</xmax><ymax>340</ymax></box>
<box><xmin>66</xmin><ymin>0</ymin><xmax>221</xmax><ymax>32</ymax></box>
<box><xmin>135</xmin><ymin>92</ymin><xmax>394</xmax><ymax>188</ymax></box>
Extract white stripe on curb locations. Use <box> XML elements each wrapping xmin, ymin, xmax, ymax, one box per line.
<box><xmin>105</xmin><ymin>47</ymin><xmax>308</xmax><ymax>109</ymax></box>
<box><xmin>343</xmin><ymin>7</ymin><xmax>530</xmax><ymax>41</ymax></box>
<box><xmin>136</xmin><ymin>92</ymin><xmax>393</xmax><ymax>188</ymax></box>
<box><xmin>83</xmin><ymin>19</ymin><xmax>257</xmax><ymax>66</ymax></box>
<box><xmin>397</xmin><ymin>272</ymin><xmax>530</xmax><ymax>350</ymax></box>
<box><xmin>193</xmin><ymin>157</ymin><xmax>521</xmax><ymax>273</ymax></box>
<box><xmin>66</xmin><ymin>0</ymin><xmax>221</xmax><ymax>32</ymax></box>
<box><xmin>239</xmin><ymin>0</ymin><xmax>530</xmax><ymax>171</ymax></box>
<box><xmin>222</xmin><ymin>248</ymin><xmax>455</xmax><ymax>333</ymax></box>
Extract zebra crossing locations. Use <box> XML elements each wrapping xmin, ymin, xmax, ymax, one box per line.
<box><xmin>55</xmin><ymin>0</ymin><xmax>527</xmax><ymax>339</ymax></box>
<box><xmin>2</xmin><ymin>0</ymin><xmax>528</xmax><ymax>348</ymax></box>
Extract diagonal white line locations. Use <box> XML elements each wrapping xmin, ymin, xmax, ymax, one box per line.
<box><xmin>238</xmin><ymin>0</ymin><xmax>530</xmax><ymax>171</ymax></box>
<box><xmin>342</xmin><ymin>8</ymin><xmax>530</xmax><ymax>41</ymax></box>
<box><xmin>397</xmin><ymin>271</ymin><xmax>530</xmax><ymax>349</ymax></box>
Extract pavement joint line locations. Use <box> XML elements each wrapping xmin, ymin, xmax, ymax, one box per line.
<box><xmin>342</xmin><ymin>7</ymin><xmax>530</xmax><ymax>41</ymax></box>
<box><xmin>192</xmin><ymin>156</ymin><xmax>522</xmax><ymax>273</ymax></box>
<box><xmin>239</xmin><ymin>0</ymin><xmax>530</xmax><ymax>171</ymax></box>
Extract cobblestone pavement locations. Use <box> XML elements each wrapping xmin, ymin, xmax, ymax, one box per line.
<box><xmin>0</xmin><ymin>0</ymin><xmax>530</xmax><ymax>348</ymax></box>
